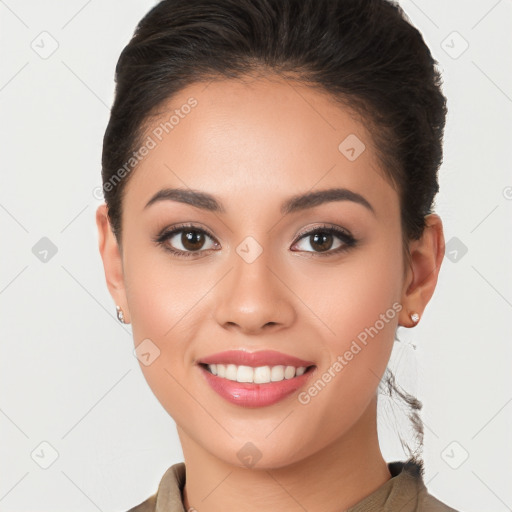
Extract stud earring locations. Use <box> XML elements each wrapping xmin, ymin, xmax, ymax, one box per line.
<box><xmin>410</xmin><ymin>312</ymin><xmax>420</xmax><ymax>324</ymax></box>
<box><xmin>116</xmin><ymin>305</ymin><xmax>127</xmax><ymax>324</ymax></box>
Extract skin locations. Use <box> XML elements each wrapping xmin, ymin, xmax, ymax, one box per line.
<box><xmin>96</xmin><ymin>75</ymin><xmax>445</xmax><ymax>511</ymax></box>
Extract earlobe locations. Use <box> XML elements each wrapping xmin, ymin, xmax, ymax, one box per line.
<box><xmin>400</xmin><ymin>214</ymin><xmax>445</xmax><ymax>328</ymax></box>
<box><xmin>95</xmin><ymin>204</ymin><xmax>130</xmax><ymax>323</ymax></box>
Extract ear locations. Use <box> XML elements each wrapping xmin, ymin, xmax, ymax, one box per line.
<box><xmin>95</xmin><ymin>203</ymin><xmax>130</xmax><ymax>324</ymax></box>
<box><xmin>400</xmin><ymin>213</ymin><xmax>445</xmax><ymax>328</ymax></box>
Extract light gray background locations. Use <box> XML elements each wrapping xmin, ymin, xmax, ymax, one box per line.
<box><xmin>1</xmin><ymin>1</ymin><xmax>511</xmax><ymax>511</ymax></box>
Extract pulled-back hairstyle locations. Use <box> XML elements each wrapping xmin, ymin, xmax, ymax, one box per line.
<box><xmin>101</xmin><ymin>0</ymin><xmax>448</xmax><ymax>469</ymax></box>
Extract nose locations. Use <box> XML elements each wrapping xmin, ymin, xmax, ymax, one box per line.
<box><xmin>212</xmin><ymin>247</ymin><xmax>296</xmax><ymax>335</ymax></box>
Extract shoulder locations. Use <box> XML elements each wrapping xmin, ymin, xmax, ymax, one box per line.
<box><xmin>125</xmin><ymin>494</ymin><xmax>157</xmax><ymax>512</ymax></box>
<box><xmin>122</xmin><ymin>462</ymin><xmax>187</xmax><ymax>512</ymax></box>
<box><xmin>417</xmin><ymin>487</ymin><xmax>460</xmax><ymax>511</ymax></box>
<box><xmin>397</xmin><ymin>460</ymin><xmax>461</xmax><ymax>512</ymax></box>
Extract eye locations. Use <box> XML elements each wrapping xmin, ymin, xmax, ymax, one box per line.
<box><xmin>291</xmin><ymin>224</ymin><xmax>357</xmax><ymax>256</ymax></box>
<box><xmin>153</xmin><ymin>223</ymin><xmax>219</xmax><ymax>258</ymax></box>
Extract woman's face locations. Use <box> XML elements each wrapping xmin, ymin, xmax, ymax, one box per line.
<box><xmin>101</xmin><ymin>75</ymin><xmax>412</xmax><ymax>468</ymax></box>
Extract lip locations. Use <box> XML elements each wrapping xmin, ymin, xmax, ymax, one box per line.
<box><xmin>197</xmin><ymin>349</ymin><xmax>315</xmax><ymax>368</ymax></box>
<box><xmin>198</xmin><ymin>364</ymin><xmax>316</xmax><ymax>408</ymax></box>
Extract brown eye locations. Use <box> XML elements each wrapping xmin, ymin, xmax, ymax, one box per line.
<box><xmin>309</xmin><ymin>232</ymin><xmax>335</xmax><ymax>252</ymax></box>
<box><xmin>180</xmin><ymin>230</ymin><xmax>207</xmax><ymax>251</ymax></box>
<box><xmin>154</xmin><ymin>224</ymin><xmax>219</xmax><ymax>258</ymax></box>
<box><xmin>292</xmin><ymin>225</ymin><xmax>357</xmax><ymax>256</ymax></box>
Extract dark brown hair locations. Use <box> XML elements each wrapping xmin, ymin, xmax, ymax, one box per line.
<box><xmin>101</xmin><ymin>0</ymin><xmax>448</xmax><ymax>469</ymax></box>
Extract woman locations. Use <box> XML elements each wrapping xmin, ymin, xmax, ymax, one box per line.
<box><xmin>96</xmin><ymin>0</ymin><xmax>459</xmax><ymax>510</ymax></box>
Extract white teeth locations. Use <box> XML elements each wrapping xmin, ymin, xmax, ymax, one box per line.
<box><xmin>236</xmin><ymin>365</ymin><xmax>254</xmax><ymax>383</ymax></box>
<box><xmin>225</xmin><ymin>364</ymin><xmax>238</xmax><ymax>380</ymax></box>
<box><xmin>254</xmin><ymin>366</ymin><xmax>271</xmax><ymax>383</ymax></box>
<box><xmin>206</xmin><ymin>363</ymin><xmax>308</xmax><ymax>383</ymax></box>
<box><xmin>271</xmin><ymin>365</ymin><xmax>285</xmax><ymax>381</ymax></box>
<box><xmin>284</xmin><ymin>366</ymin><xmax>296</xmax><ymax>379</ymax></box>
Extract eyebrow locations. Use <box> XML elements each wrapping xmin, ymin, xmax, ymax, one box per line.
<box><xmin>144</xmin><ymin>187</ymin><xmax>376</xmax><ymax>216</ymax></box>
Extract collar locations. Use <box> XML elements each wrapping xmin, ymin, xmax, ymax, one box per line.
<box><xmin>149</xmin><ymin>459</ymin><xmax>431</xmax><ymax>512</ymax></box>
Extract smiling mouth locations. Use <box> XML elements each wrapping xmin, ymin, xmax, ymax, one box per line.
<box><xmin>199</xmin><ymin>362</ymin><xmax>316</xmax><ymax>384</ymax></box>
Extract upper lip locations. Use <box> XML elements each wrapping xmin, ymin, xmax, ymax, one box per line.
<box><xmin>197</xmin><ymin>350</ymin><xmax>315</xmax><ymax>368</ymax></box>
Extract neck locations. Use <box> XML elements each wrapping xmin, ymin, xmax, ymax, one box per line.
<box><xmin>179</xmin><ymin>394</ymin><xmax>391</xmax><ymax>512</ymax></box>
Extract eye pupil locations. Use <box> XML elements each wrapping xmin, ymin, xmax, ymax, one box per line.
<box><xmin>182</xmin><ymin>230</ymin><xmax>204</xmax><ymax>251</ymax></box>
<box><xmin>311</xmin><ymin>232</ymin><xmax>333</xmax><ymax>252</ymax></box>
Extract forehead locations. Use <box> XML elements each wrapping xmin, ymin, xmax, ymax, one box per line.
<box><xmin>124</xmin><ymin>75</ymin><xmax>398</xmax><ymax>219</ymax></box>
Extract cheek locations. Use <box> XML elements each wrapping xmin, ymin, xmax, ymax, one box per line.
<box><xmin>302</xmin><ymin>233</ymin><xmax>403</xmax><ymax>397</ymax></box>
<box><xmin>123</xmin><ymin>251</ymin><xmax>207</xmax><ymax>425</ymax></box>
<box><xmin>122</xmin><ymin>239</ymin><xmax>218</xmax><ymax>388</ymax></box>
<box><xmin>305</xmin><ymin>236</ymin><xmax>402</xmax><ymax>346</ymax></box>
<box><xmin>122</xmin><ymin>231</ymin><xmax>204</xmax><ymax>339</ymax></box>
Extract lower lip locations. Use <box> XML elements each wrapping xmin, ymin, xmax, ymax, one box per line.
<box><xmin>198</xmin><ymin>365</ymin><xmax>315</xmax><ymax>407</ymax></box>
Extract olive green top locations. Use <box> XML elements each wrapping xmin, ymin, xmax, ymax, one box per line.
<box><xmin>126</xmin><ymin>460</ymin><xmax>460</xmax><ymax>512</ymax></box>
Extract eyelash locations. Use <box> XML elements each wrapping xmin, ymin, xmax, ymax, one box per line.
<box><xmin>153</xmin><ymin>222</ymin><xmax>358</xmax><ymax>259</ymax></box>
